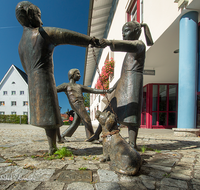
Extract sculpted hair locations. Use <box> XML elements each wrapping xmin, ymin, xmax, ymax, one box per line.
<box><xmin>68</xmin><ymin>69</ymin><xmax>79</xmax><ymax>80</ymax></box>
<box><xmin>15</xmin><ymin>1</ymin><xmax>37</xmax><ymax>27</ymax></box>
<box><xmin>125</xmin><ymin>21</ymin><xmax>154</xmax><ymax>46</ymax></box>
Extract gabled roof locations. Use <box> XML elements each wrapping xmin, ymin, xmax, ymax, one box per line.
<box><xmin>0</xmin><ymin>65</ymin><xmax>28</xmax><ymax>89</ymax></box>
<box><xmin>14</xmin><ymin>65</ymin><xmax>28</xmax><ymax>83</ymax></box>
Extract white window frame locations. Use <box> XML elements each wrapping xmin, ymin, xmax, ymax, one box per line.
<box><xmin>11</xmin><ymin>91</ymin><xmax>16</xmax><ymax>95</ymax></box>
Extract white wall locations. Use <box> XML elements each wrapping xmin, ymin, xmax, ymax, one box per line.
<box><xmin>90</xmin><ymin>0</ymin><xmax>196</xmax><ymax>123</ymax></box>
<box><xmin>0</xmin><ymin>67</ymin><xmax>29</xmax><ymax>118</ymax></box>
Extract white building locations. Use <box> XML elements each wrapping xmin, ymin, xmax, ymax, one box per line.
<box><xmin>84</xmin><ymin>0</ymin><xmax>200</xmax><ymax>130</ymax></box>
<box><xmin>0</xmin><ymin>65</ymin><xmax>29</xmax><ymax>120</ymax></box>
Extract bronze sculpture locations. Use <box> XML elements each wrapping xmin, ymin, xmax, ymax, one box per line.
<box><xmin>87</xmin><ymin>21</ymin><xmax>153</xmax><ymax>150</ymax></box>
<box><xmin>95</xmin><ymin>110</ymin><xmax>142</xmax><ymax>175</ymax></box>
<box><xmin>15</xmin><ymin>1</ymin><xmax>99</xmax><ymax>154</ymax></box>
<box><xmin>57</xmin><ymin>69</ymin><xmax>111</xmax><ymax>139</ymax></box>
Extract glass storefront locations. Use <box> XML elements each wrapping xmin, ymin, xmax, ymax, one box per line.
<box><xmin>141</xmin><ymin>83</ymin><xmax>178</xmax><ymax>129</ymax></box>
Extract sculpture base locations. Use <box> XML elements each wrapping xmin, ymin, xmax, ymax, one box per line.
<box><xmin>173</xmin><ymin>128</ymin><xmax>200</xmax><ymax>137</ymax></box>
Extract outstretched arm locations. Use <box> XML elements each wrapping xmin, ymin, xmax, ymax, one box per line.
<box><xmin>100</xmin><ymin>38</ymin><xmax>145</xmax><ymax>53</ymax></box>
<box><xmin>81</xmin><ymin>85</ymin><xmax>110</xmax><ymax>94</ymax></box>
<box><xmin>40</xmin><ymin>27</ymin><xmax>99</xmax><ymax>47</ymax></box>
<box><xmin>57</xmin><ymin>83</ymin><xmax>68</xmax><ymax>93</ymax></box>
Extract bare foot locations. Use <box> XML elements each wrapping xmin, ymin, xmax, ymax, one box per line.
<box><xmin>85</xmin><ymin>134</ymin><xmax>99</xmax><ymax>142</ymax></box>
<box><xmin>57</xmin><ymin>137</ymin><xmax>65</xmax><ymax>144</ymax></box>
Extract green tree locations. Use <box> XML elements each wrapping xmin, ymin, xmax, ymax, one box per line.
<box><xmin>83</xmin><ymin>93</ymin><xmax>90</xmax><ymax>110</ymax></box>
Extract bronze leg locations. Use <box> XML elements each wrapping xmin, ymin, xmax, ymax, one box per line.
<box><xmin>45</xmin><ymin>128</ymin><xmax>57</xmax><ymax>155</ymax></box>
<box><xmin>128</xmin><ymin>126</ymin><xmax>139</xmax><ymax>150</ymax></box>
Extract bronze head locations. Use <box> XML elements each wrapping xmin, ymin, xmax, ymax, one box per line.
<box><xmin>16</xmin><ymin>1</ymin><xmax>43</xmax><ymax>28</ymax></box>
<box><xmin>68</xmin><ymin>69</ymin><xmax>80</xmax><ymax>81</ymax></box>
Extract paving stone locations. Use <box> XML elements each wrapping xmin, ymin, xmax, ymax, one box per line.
<box><xmin>142</xmin><ymin>179</ymin><xmax>156</xmax><ymax>190</ymax></box>
<box><xmin>0</xmin><ymin>166</ymin><xmax>31</xmax><ymax>181</ymax></box>
<box><xmin>159</xmin><ymin>185</ymin><xmax>179</xmax><ymax>190</ymax></box>
<box><xmin>67</xmin><ymin>182</ymin><xmax>94</xmax><ymax>190</ymax></box>
<box><xmin>161</xmin><ymin>178</ymin><xmax>188</xmax><ymax>189</ymax></box>
<box><xmin>141</xmin><ymin>166</ymin><xmax>166</xmax><ymax>179</ymax></box>
<box><xmin>191</xmin><ymin>178</ymin><xmax>200</xmax><ymax>185</ymax></box>
<box><xmin>97</xmin><ymin>169</ymin><xmax>118</xmax><ymax>182</ymax></box>
<box><xmin>194</xmin><ymin>172</ymin><xmax>200</xmax><ymax>179</ymax></box>
<box><xmin>98</xmin><ymin>163</ymin><xmax>110</xmax><ymax>170</ymax></box>
<box><xmin>143</xmin><ymin>164</ymin><xmax>172</xmax><ymax>172</ymax></box>
<box><xmin>57</xmin><ymin>170</ymin><xmax>92</xmax><ymax>183</ymax></box>
<box><xmin>22</xmin><ymin>169</ymin><xmax>55</xmax><ymax>181</ymax></box>
<box><xmin>193</xmin><ymin>184</ymin><xmax>200</xmax><ymax>190</ymax></box>
<box><xmin>120</xmin><ymin>182</ymin><xmax>147</xmax><ymax>190</ymax></box>
<box><xmin>120</xmin><ymin>175</ymin><xmax>140</xmax><ymax>182</ymax></box>
<box><xmin>0</xmin><ymin>181</ymin><xmax>14</xmax><ymax>190</ymax></box>
<box><xmin>172</xmin><ymin>166</ymin><xmax>192</xmax><ymax>176</ymax></box>
<box><xmin>170</xmin><ymin>172</ymin><xmax>191</xmax><ymax>180</ymax></box>
<box><xmin>11</xmin><ymin>181</ymin><xmax>41</xmax><ymax>190</ymax></box>
<box><xmin>180</xmin><ymin>157</ymin><xmax>195</xmax><ymax>163</ymax></box>
<box><xmin>95</xmin><ymin>182</ymin><xmax>121</xmax><ymax>190</ymax></box>
<box><xmin>37</xmin><ymin>181</ymin><xmax>65</xmax><ymax>190</ymax></box>
<box><xmin>0</xmin><ymin>163</ymin><xmax>11</xmax><ymax>167</ymax></box>
<box><xmin>0</xmin><ymin>158</ymin><xmax>5</xmax><ymax>163</ymax></box>
<box><xmin>66</xmin><ymin>163</ymin><xmax>98</xmax><ymax>170</ymax></box>
<box><xmin>139</xmin><ymin>175</ymin><xmax>156</xmax><ymax>190</ymax></box>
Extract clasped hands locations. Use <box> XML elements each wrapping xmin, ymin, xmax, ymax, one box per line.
<box><xmin>91</xmin><ymin>37</ymin><xmax>111</xmax><ymax>48</ymax></box>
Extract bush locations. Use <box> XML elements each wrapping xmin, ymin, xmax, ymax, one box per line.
<box><xmin>63</xmin><ymin>121</ymin><xmax>69</xmax><ymax>125</ymax></box>
<box><xmin>0</xmin><ymin>115</ymin><xmax>28</xmax><ymax>124</ymax></box>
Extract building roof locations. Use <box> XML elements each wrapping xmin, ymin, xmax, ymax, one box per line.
<box><xmin>0</xmin><ymin>65</ymin><xmax>28</xmax><ymax>88</ymax></box>
<box><xmin>83</xmin><ymin>0</ymin><xmax>119</xmax><ymax>86</ymax></box>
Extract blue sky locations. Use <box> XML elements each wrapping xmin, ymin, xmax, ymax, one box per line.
<box><xmin>0</xmin><ymin>0</ymin><xmax>90</xmax><ymax>113</ymax></box>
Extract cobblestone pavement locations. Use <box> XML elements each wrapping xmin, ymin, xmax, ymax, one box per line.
<box><xmin>0</xmin><ymin>124</ymin><xmax>200</xmax><ymax>190</ymax></box>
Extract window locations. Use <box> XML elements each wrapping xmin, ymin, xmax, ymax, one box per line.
<box><xmin>12</xmin><ymin>81</ymin><xmax>16</xmax><ymax>84</ymax></box>
<box><xmin>11</xmin><ymin>91</ymin><xmax>16</xmax><ymax>95</ymax></box>
<box><xmin>11</xmin><ymin>101</ymin><xmax>16</xmax><ymax>106</ymax></box>
<box><xmin>23</xmin><ymin>112</ymin><xmax>28</xmax><ymax>115</ymax></box>
<box><xmin>23</xmin><ymin>101</ymin><xmax>28</xmax><ymax>106</ymax></box>
<box><xmin>11</xmin><ymin>112</ymin><xmax>16</xmax><ymax>115</ymax></box>
<box><xmin>0</xmin><ymin>101</ymin><xmax>5</xmax><ymax>106</ymax></box>
<box><xmin>0</xmin><ymin>112</ymin><xmax>5</xmax><ymax>115</ymax></box>
<box><xmin>3</xmin><ymin>91</ymin><xmax>7</xmax><ymax>95</ymax></box>
<box><xmin>127</xmin><ymin>0</ymin><xmax>140</xmax><ymax>22</ymax></box>
<box><xmin>20</xmin><ymin>91</ymin><xmax>24</xmax><ymax>95</ymax></box>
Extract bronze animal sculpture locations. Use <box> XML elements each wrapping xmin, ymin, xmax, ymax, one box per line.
<box><xmin>15</xmin><ymin>1</ymin><xmax>99</xmax><ymax>154</ymax></box>
<box><xmin>87</xmin><ymin>21</ymin><xmax>153</xmax><ymax>150</ymax></box>
<box><xmin>96</xmin><ymin>110</ymin><xmax>142</xmax><ymax>175</ymax></box>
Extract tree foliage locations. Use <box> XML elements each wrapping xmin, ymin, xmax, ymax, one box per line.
<box><xmin>83</xmin><ymin>93</ymin><xmax>90</xmax><ymax>108</ymax></box>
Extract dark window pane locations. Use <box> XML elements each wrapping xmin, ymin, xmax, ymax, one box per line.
<box><xmin>169</xmin><ymin>85</ymin><xmax>177</xmax><ymax>111</ymax></box>
<box><xmin>159</xmin><ymin>112</ymin><xmax>167</xmax><ymax>125</ymax></box>
<box><xmin>152</xmin><ymin>112</ymin><xmax>157</xmax><ymax>125</ymax></box>
<box><xmin>142</xmin><ymin>86</ymin><xmax>147</xmax><ymax>112</ymax></box>
<box><xmin>159</xmin><ymin>85</ymin><xmax>167</xmax><ymax>111</ymax></box>
<box><xmin>169</xmin><ymin>113</ymin><xmax>176</xmax><ymax>126</ymax></box>
<box><xmin>152</xmin><ymin>85</ymin><xmax>158</xmax><ymax>111</ymax></box>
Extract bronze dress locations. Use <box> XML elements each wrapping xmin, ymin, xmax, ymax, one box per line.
<box><xmin>18</xmin><ymin>27</ymin><xmax>92</xmax><ymax>129</ymax></box>
<box><xmin>109</xmin><ymin>40</ymin><xmax>146</xmax><ymax>127</ymax></box>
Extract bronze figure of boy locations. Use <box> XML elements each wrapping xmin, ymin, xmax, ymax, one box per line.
<box><xmin>15</xmin><ymin>1</ymin><xmax>98</xmax><ymax>154</ymax></box>
<box><xmin>57</xmin><ymin>69</ymin><xmax>111</xmax><ymax>140</ymax></box>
